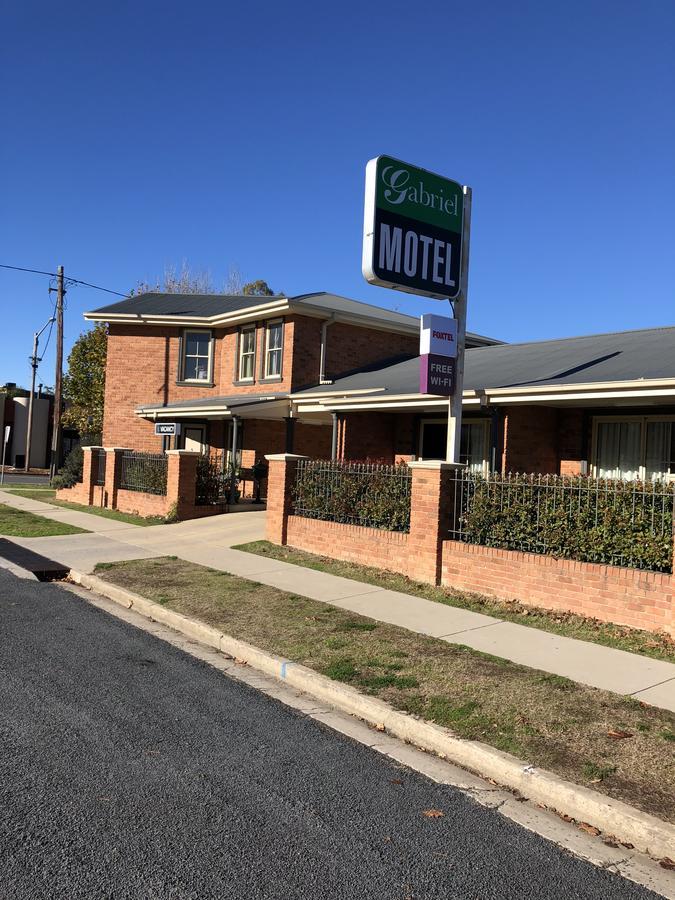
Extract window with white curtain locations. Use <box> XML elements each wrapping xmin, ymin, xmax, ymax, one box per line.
<box><xmin>264</xmin><ymin>321</ymin><xmax>283</xmax><ymax>378</ymax></box>
<box><xmin>181</xmin><ymin>330</ymin><xmax>212</xmax><ymax>382</ymax></box>
<box><xmin>594</xmin><ymin>417</ymin><xmax>675</xmax><ymax>481</ymax></box>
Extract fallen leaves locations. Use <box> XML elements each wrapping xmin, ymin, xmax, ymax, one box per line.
<box><xmin>578</xmin><ymin>822</ymin><xmax>601</xmax><ymax>836</ymax></box>
<box><xmin>659</xmin><ymin>857</ymin><xmax>675</xmax><ymax>870</ymax></box>
<box><xmin>607</xmin><ymin>729</ymin><xmax>633</xmax><ymax>740</ymax></box>
<box><xmin>422</xmin><ymin>809</ymin><xmax>444</xmax><ymax>818</ymax></box>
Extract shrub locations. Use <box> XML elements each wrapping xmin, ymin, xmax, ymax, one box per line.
<box><xmin>458</xmin><ymin>473</ymin><xmax>674</xmax><ymax>573</ymax></box>
<box><xmin>293</xmin><ymin>460</ymin><xmax>412</xmax><ymax>532</ymax></box>
<box><xmin>51</xmin><ymin>446</ymin><xmax>83</xmax><ymax>489</ymax></box>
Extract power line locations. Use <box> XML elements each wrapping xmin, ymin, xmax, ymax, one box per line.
<box><xmin>0</xmin><ymin>263</ymin><xmax>127</xmax><ymax>297</ymax></box>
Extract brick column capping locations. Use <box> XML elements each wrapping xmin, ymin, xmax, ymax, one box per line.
<box><xmin>80</xmin><ymin>446</ymin><xmax>103</xmax><ymax>505</ymax></box>
<box><xmin>166</xmin><ymin>450</ymin><xmax>200</xmax><ymax>519</ymax></box>
<box><xmin>265</xmin><ymin>453</ymin><xmax>309</xmax><ymax>545</ymax></box>
<box><xmin>407</xmin><ymin>460</ymin><xmax>465</xmax><ymax>585</ymax></box>
<box><xmin>104</xmin><ymin>447</ymin><xmax>132</xmax><ymax>510</ymax></box>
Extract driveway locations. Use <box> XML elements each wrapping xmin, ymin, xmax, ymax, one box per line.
<box><xmin>0</xmin><ymin>488</ymin><xmax>267</xmax><ymax>574</ymax></box>
<box><xmin>0</xmin><ymin>569</ymin><xmax>659</xmax><ymax>900</ymax></box>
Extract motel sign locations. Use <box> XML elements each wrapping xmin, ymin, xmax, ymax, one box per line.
<box><xmin>362</xmin><ymin>155</ymin><xmax>464</xmax><ymax>299</ymax></box>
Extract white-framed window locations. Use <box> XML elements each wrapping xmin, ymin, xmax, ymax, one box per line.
<box><xmin>181</xmin><ymin>330</ymin><xmax>212</xmax><ymax>382</ymax></box>
<box><xmin>263</xmin><ymin>320</ymin><xmax>283</xmax><ymax>378</ymax></box>
<box><xmin>592</xmin><ymin>415</ymin><xmax>675</xmax><ymax>481</ymax></box>
<box><xmin>238</xmin><ymin>325</ymin><xmax>256</xmax><ymax>382</ymax></box>
<box><xmin>418</xmin><ymin>418</ymin><xmax>490</xmax><ymax>474</ymax></box>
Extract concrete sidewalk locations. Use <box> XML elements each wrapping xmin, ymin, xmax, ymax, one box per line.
<box><xmin>1</xmin><ymin>488</ymin><xmax>674</xmax><ymax>712</ymax></box>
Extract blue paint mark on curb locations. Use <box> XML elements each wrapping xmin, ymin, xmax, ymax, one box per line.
<box><xmin>280</xmin><ymin>661</ymin><xmax>288</xmax><ymax>679</ymax></box>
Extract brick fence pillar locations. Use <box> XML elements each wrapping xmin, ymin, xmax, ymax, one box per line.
<box><xmin>407</xmin><ymin>460</ymin><xmax>463</xmax><ymax>585</ymax></box>
<box><xmin>80</xmin><ymin>446</ymin><xmax>102</xmax><ymax>505</ymax></box>
<box><xmin>104</xmin><ymin>447</ymin><xmax>131</xmax><ymax>510</ymax></box>
<box><xmin>264</xmin><ymin>454</ymin><xmax>309</xmax><ymax>545</ymax></box>
<box><xmin>166</xmin><ymin>450</ymin><xmax>200</xmax><ymax>519</ymax></box>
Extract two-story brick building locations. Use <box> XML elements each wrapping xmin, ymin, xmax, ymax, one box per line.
<box><xmin>85</xmin><ymin>290</ymin><xmax>498</xmax><ymax>489</ymax></box>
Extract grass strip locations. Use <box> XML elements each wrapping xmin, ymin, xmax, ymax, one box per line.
<box><xmin>0</xmin><ymin>503</ymin><xmax>87</xmax><ymax>537</ymax></box>
<box><xmin>1</xmin><ymin>488</ymin><xmax>164</xmax><ymax>526</ymax></box>
<box><xmin>96</xmin><ymin>556</ymin><xmax>675</xmax><ymax>823</ymax></box>
<box><xmin>234</xmin><ymin>541</ymin><xmax>675</xmax><ymax>664</ymax></box>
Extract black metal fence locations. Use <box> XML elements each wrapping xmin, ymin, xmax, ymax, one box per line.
<box><xmin>449</xmin><ymin>471</ymin><xmax>675</xmax><ymax>573</ymax></box>
<box><xmin>195</xmin><ymin>454</ymin><xmax>231</xmax><ymax>505</ymax></box>
<box><xmin>93</xmin><ymin>449</ymin><xmax>106</xmax><ymax>486</ymax></box>
<box><xmin>292</xmin><ymin>460</ymin><xmax>412</xmax><ymax>532</ymax></box>
<box><xmin>119</xmin><ymin>452</ymin><xmax>168</xmax><ymax>495</ymax></box>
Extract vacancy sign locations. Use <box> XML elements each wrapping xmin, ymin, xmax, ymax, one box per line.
<box><xmin>419</xmin><ymin>313</ymin><xmax>457</xmax><ymax>396</ymax></box>
<box><xmin>362</xmin><ymin>155</ymin><xmax>463</xmax><ymax>299</ymax></box>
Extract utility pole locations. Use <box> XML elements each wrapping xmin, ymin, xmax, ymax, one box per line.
<box><xmin>24</xmin><ymin>316</ymin><xmax>55</xmax><ymax>472</ymax></box>
<box><xmin>49</xmin><ymin>266</ymin><xmax>65</xmax><ymax>480</ymax></box>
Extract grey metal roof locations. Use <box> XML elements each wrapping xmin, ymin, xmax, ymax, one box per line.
<box><xmin>296</xmin><ymin>325</ymin><xmax>675</xmax><ymax>397</ymax></box>
<box><xmin>87</xmin><ymin>290</ymin><xmax>499</xmax><ymax>346</ymax></box>
<box><xmin>137</xmin><ymin>393</ymin><xmax>287</xmax><ymax>413</ymax></box>
<box><xmin>89</xmin><ymin>293</ymin><xmax>270</xmax><ymax>317</ymax></box>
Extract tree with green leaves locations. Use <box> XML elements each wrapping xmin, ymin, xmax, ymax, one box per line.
<box><xmin>62</xmin><ymin>323</ymin><xmax>108</xmax><ymax>439</ymax></box>
<box><xmin>241</xmin><ymin>279</ymin><xmax>276</xmax><ymax>296</ymax></box>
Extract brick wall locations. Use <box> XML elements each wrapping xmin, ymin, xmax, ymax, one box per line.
<box><xmin>286</xmin><ymin>516</ymin><xmax>410</xmax><ymax>575</ymax></box>
<box><xmin>103</xmin><ymin>317</ymin><xmax>417</xmax><ymax>451</ymax></box>
<box><xmin>265</xmin><ymin>454</ymin><xmax>675</xmax><ymax>636</ymax></box>
<box><xmin>441</xmin><ymin>541</ymin><xmax>674</xmax><ymax>636</ymax></box>
<box><xmin>502</xmin><ymin>406</ymin><xmax>559</xmax><ymax>474</ymax></box>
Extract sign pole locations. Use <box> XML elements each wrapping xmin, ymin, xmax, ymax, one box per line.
<box><xmin>0</xmin><ymin>425</ymin><xmax>9</xmax><ymax>485</ymax></box>
<box><xmin>446</xmin><ymin>185</ymin><xmax>472</xmax><ymax>463</ymax></box>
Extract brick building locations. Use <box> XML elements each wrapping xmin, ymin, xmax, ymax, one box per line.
<box><xmin>293</xmin><ymin>325</ymin><xmax>675</xmax><ymax>481</ymax></box>
<box><xmin>85</xmin><ymin>290</ymin><xmax>498</xmax><ymax>487</ymax></box>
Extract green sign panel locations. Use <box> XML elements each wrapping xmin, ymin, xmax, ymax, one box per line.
<box><xmin>362</xmin><ymin>155</ymin><xmax>464</xmax><ymax>299</ymax></box>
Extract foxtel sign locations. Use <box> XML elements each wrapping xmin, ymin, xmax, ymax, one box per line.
<box><xmin>362</xmin><ymin>155</ymin><xmax>464</xmax><ymax>300</ymax></box>
<box><xmin>419</xmin><ymin>313</ymin><xmax>457</xmax><ymax>396</ymax></box>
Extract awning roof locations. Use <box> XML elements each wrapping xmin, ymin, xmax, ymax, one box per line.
<box><xmin>136</xmin><ymin>393</ymin><xmax>289</xmax><ymax>419</ymax></box>
<box><xmin>293</xmin><ymin>325</ymin><xmax>675</xmax><ymax>411</ymax></box>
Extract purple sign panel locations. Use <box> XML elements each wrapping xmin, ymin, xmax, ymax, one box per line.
<box><xmin>419</xmin><ymin>354</ymin><xmax>456</xmax><ymax>396</ymax></box>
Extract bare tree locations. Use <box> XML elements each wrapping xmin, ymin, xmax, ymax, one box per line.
<box><xmin>133</xmin><ymin>261</ymin><xmax>274</xmax><ymax>296</ymax></box>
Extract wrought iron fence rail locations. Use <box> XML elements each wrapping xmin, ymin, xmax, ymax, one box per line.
<box><xmin>93</xmin><ymin>450</ymin><xmax>106</xmax><ymax>486</ymax></box>
<box><xmin>119</xmin><ymin>452</ymin><xmax>168</xmax><ymax>495</ymax></box>
<box><xmin>449</xmin><ymin>471</ymin><xmax>674</xmax><ymax>573</ymax></box>
<box><xmin>195</xmin><ymin>453</ymin><xmax>231</xmax><ymax>505</ymax></box>
<box><xmin>292</xmin><ymin>459</ymin><xmax>412</xmax><ymax>533</ymax></box>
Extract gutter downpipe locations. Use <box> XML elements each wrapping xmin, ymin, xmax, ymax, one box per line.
<box><xmin>229</xmin><ymin>415</ymin><xmax>240</xmax><ymax>505</ymax></box>
<box><xmin>319</xmin><ymin>315</ymin><xmax>336</xmax><ymax>384</ymax></box>
<box><xmin>331</xmin><ymin>412</ymin><xmax>339</xmax><ymax>461</ymax></box>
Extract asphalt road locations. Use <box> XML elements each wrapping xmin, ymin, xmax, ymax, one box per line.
<box><xmin>0</xmin><ymin>570</ymin><xmax>661</xmax><ymax>900</ymax></box>
<box><xmin>0</xmin><ymin>473</ymin><xmax>50</xmax><ymax>485</ymax></box>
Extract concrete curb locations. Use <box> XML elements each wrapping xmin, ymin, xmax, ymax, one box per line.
<box><xmin>71</xmin><ymin>569</ymin><xmax>675</xmax><ymax>861</ymax></box>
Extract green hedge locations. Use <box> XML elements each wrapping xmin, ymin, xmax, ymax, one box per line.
<box><xmin>293</xmin><ymin>461</ymin><xmax>412</xmax><ymax>532</ymax></box>
<box><xmin>459</xmin><ymin>474</ymin><xmax>675</xmax><ymax>573</ymax></box>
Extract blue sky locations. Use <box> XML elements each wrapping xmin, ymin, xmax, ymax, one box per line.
<box><xmin>2</xmin><ymin>0</ymin><xmax>674</xmax><ymax>386</ymax></box>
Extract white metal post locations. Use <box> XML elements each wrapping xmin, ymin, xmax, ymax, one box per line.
<box><xmin>446</xmin><ymin>185</ymin><xmax>472</xmax><ymax>463</ymax></box>
<box><xmin>0</xmin><ymin>426</ymin><xmax>9</xmax><ymax>485</ymax></box>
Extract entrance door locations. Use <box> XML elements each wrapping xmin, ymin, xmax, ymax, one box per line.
<box><xmin>184</xmin><ymin>426</ymin><xmax>206</xmax><ymax>454</ymax></box>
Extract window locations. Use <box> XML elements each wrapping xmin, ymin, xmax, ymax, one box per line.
<box><xmin>264</xmin><ymin>320</ymin><xmax>283</xmax><ymax>378</ymax></box>
<box><xmin>594</xmin><ymin>416</ymin><xmax>675</xmax><ymax>481</ymax></box>
<box><xmin>238</xmin><ymin>326</ymin><xmax>256</xmax><ymax>381</ymax></box>
<box><xmin>419</xmin><ymin>419</ymin><xmax>489</xmax><ymax>473</ymax></box>
<box><xmin>181</xmin><ymin>330</ymin><xmax>212</xmax><ymax>382</ymax></box>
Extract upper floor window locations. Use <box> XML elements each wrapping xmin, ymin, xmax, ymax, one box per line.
<box><xmin>181</xmin><ymin>330</ymin><xmax>212</xmax><ymax>382</ymax></box>
<box><xmin>264</xmin><ymin>320</ymin><xmax>283</xmax><ymax>378</ymax></box>
<box><xmin>238</xmin><ymin>326</ymin><xmax>256</xmax><ymax>382</ymax></box>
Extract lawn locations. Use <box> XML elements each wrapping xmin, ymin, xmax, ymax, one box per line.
<box><xmin>1</xmin><ymin>488</ymin><xmax>164</xmax><ymax>527</ymax></box>
<box><xmin>234</xmin><ymin>541</ymin><xmax>675</xmax><ymax>664</ymax></box>
<box><xmin>96</xmin><ymin>556</ymin><xmax>675</xmax><ymax>823</ymax></box>
<box><xmin>0</xmin><ymin>503</ymin><xmax>87</xmax><ymax>537</ymax></box>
